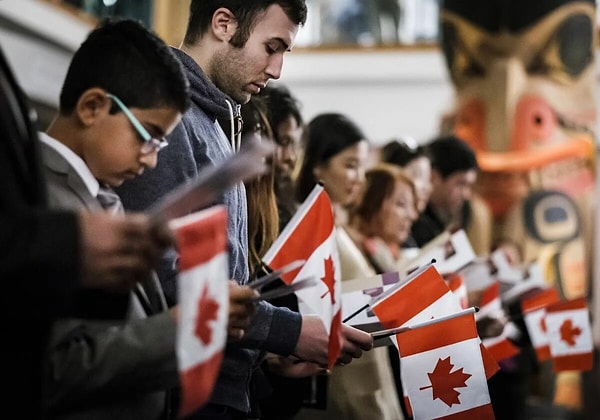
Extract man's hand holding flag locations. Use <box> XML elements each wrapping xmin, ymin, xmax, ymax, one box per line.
<box><xmin>262</xmin><ymin>184</ymin><xmax>372</xmax><ymax>369</ymax></box>
<box><xmin>170</xmin><ymin>206</ymin><xmax>230</xmax><ymax>418</ymax></box>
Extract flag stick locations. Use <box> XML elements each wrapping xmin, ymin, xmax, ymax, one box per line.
<box><xmin>343</xmin><ymin>261</ymin><xmax>439</xmax><ymax>324</ymax></box>
<box><xmin>371</xmin><ymin>306</ymin><xmax>479</xmax><ymax>339</ymax></box>
<box><xmin>343</xmin><ymin>304</ymin><xmax>370</xmax><ymax>323</ymax></box>
<box><xmin>253</xmin><ymin>277</ymin><xmax>317</xmax><ymax>301</ymax></box>
<box><xmin>250</xmin><ymin>259</ymin><xmax>305</xmax><ymax>290</ymax></box>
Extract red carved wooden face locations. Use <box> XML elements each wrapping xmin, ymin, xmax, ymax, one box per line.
<box><xmin>440</xmin><ymin>1</ymin><xmax>596</xmax><ymax>173</ymax></box>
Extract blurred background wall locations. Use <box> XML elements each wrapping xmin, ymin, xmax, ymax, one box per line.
<box><xmin>0</xmin><ymin>0</ymin><xmax>454</xmax><ymax>144</ymax></box>
<box><xmin>2</xmin><ymin>0</ymin><xmax>600</xmax><ymax>146</ymax></box>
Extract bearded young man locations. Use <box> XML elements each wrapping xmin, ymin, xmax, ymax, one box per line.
<box><xmin>116</xmin><ymin>2</ymin><xmax>373</xmax><ymax>419</ymax></box>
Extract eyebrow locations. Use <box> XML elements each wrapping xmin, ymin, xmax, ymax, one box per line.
<box><xmin>144</xmin><ymin>122</ymin><xmax>166</xmax><ymax>139</ymax></box>
<box><xmin>270</xmin><ymin>37</ymin><xmax>291</xmax><ymax>52</ymax></box>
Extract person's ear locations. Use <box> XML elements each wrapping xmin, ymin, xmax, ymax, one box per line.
<box><xmin>211</xmin><ymin>7</ymin><xmax>237</xmax><ymax>42</ymax></box>
<box><xmin>75</xmin><ymin>88</ymin><xmax>110</xmax><ymax>127</ymax></box>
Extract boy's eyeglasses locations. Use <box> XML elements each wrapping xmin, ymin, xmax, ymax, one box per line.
<box><xmin>106</xmin><ymin>93</ymin><xmax>168</xmax><ymax>154</ymax></box>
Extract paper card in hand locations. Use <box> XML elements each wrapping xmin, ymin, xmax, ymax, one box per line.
<box><xmin>397</xmin><ymin>229</ymin><xmax>476</xmax><ymax>277</ymax></box>
<box><xmin>150</xmin><ymin>136</ymin><xmax>273</xmax><ymax>222</ymax></box>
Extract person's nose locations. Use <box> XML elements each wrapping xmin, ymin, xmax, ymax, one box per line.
<box><xmin>265</xmin><ymin>54</ymin><xmax>283</xmax><ymax>80</ymax></box>
<box><xmin>461</xmin><ymin>185</ymin><xmax>473</xmax><ymax>201</ymax></box>
<box><xmin>409</xmin><ymin>205</ymin><xmax>418</xmax><ymax>221</ymax></box>
<box><xmin>140</xmin><ymin>150</ymin><xmax>158</xmax><ymax>170</ymax></box>
<box><xmin>282</xmin><ymin>145</ymin><xmax>296</xmax><ymax>166</ymax></box>
<box><xmin>356</xmin><ymin>167</ymin><xmax>366</xmax><ymax>184</ymax></box>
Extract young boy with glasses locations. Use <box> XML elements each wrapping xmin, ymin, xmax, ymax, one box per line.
<box><xmin>39</xmin><ymin>19</ymin><xmax>257</xmax><ymax>420</ymax></box>
<box><xmin>0</xmin><ymin>40</ymin><xmax>187</xmax><ymax>420</ymax></box>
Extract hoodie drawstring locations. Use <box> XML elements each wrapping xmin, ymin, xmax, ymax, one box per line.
<box><xmin>225</xmin><ymin>99</ymin><xmax>243</xmax><ymax>153</ymax></box>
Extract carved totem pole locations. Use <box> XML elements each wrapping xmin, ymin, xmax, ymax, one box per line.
<box><xmin>439</xmin><ymin>0</ymin><xmax>597</xmax><ymax>409</ymax></box>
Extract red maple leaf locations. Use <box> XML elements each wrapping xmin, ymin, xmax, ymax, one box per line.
<box><xmin>319</xmin><ymin>256</ymin><xmax>336</xmax><ymax>304</ymax></box>
<box><xmin>559</xmin><ymin>319</ymin><xmax>582</xmax><ymax>346</ymax></box>
<box><xmin>419</xmin><ymin>356</ymin><xmax>472</xmax><ymax>407</ymax></box>
<box><xmin>194</xmin><ymin>284</ymin><xmax>219</xmax><ymax>345</ymax></box>
<box><xmin>540</xmin><ymin>315</ymin><xmax>547</xmax><ymax>333</ymax></box>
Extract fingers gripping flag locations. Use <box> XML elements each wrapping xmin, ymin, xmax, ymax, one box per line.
<box><xmin>170</xmin><ymin>206</ymin><xmax>229</xmax><ymax>418</ymax></box>
<box><xmin>263</xmin><ymin>184</ymin><xmax>342</xmax><ymax>368</ymax></box>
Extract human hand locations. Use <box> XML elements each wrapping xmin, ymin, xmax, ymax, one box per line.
<box><xmin>476</xmin><ymin>316</ymin><xmax>505</xmax><ymax>339</ymax></box>
<box><xmin>266</xmin><ymin>354</ymin><xmax>328</xmax><ymax>378</ymax></box>
<box><xmin>227</xmin><ymin>280</ymin><xmax>258</xmax><ymax>340</ymax></box>
<box><xmin>292</xmin><ymin>314</ymin><xmax>329</xmax><ymax>366</ymax></box>
<box><xmin>169</xmin><ymin>305</ymin><xmax>180</xmax><ymax>323</ymax></box>
<box><xmin>293</xmin><ymin>315</ymin><xmax>374</xmax><ymax>367</ymax></box>
<box><xmin>336</xmin><ymin>323</ymin><xmax>373</xmax><ymax>365</ymax></box>
<box><xmin>78</xmin><ymin>211</ymin><xmax>169</xmax><ymax>292</ymax></box>
<box><xmin>149</xmin><ymin>218</ymin><xmax>175</xmax><ymax>251</ymax></box>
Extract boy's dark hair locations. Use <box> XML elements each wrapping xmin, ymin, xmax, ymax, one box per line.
<box><xmin>260</xmin><ymin>83</ymin><xmax>303</xmax><ymax>144</ymax></box>
<box><xmin>184</xmin><ymin>0</ymin><xmax>307</xmax><ymax>48</ymax></box>
<box><xmin>295</xmin><ymin>113</ymin><xmax>366</xmax><ymax>202</ymax></box>
<box><xmin>425</xmin><ymin>135</ymin><xmax>478</xmax><ymax>178</ymax></box>
<box><xmin>60</xmin><ymin>19</ymin><xmax>190</xmax><ymax>115</ymax></box>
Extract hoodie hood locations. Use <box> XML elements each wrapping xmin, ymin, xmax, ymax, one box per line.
<box><xmin>172</xmin><ymin>48</ymin><xmax>234</xmax><ymax>121</ymax></box>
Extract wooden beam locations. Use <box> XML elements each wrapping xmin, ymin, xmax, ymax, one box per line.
<box><xmin>152</xmin><ymin>0</ymin><xmax>190</xmax><ymax>47</ymax></box>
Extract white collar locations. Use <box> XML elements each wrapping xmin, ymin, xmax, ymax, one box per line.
<box><xmin>39</xmin><ymin>132</ymin><xmax>100</xmax><ymax>197</ymax></box>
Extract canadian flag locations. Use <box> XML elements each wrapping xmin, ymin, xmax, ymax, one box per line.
<box><xmin>477</xmin><ymin>281</ymin><xmax>520</xmax><ymax>362</ymax></box>
<box><xmin>521</xmin><ymin>288</ymin><xmax>560</xmax><ymax>361</ymax></box>
<box><xmin>371</xmin><ymin>265</ymin><xmax>498</xmax><ymax>416</ymax></box>
<box><xmin>170</xmin><ymin>206</ymin><xmax>229</xmax><ymax>418</ymax></box>
<box><xmin>372</xmin><ymin>266</ymin><xmax>464</xmax><ymax>329</ymax></box>
<box><xmin>545</xmin><ymin>297</ymin><xmax>593</xmax><ymax>372</ymax></box>
<box><xmin>446</xmin><ymin>273</ymin><xmax>468</xmax><ymax>309</ymax></box>
<box><xmin>397</xmin><ymin>311</ymin><xmax>495</xmax><ymax>420</ymax></box>
<box><xmin>262</xmin><ymin>184</ymin><xmax>342</xmax><ymax>368</ymax></box>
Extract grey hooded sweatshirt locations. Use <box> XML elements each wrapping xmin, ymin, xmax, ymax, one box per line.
<box><xmin>116</xmin><ymin>49</ymin><xmax>302</xmax><ymax>413</ymax></box>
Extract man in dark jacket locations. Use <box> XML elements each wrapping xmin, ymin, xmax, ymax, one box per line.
<box><xmin>116</xmin><ymin>1</ymin><xmax>373</xmax><ymax>419</ymax></box>
<box><xmin>411</xmin><ymin>135</ymin><xmax>479</xmax><ymax>247</ymax></box>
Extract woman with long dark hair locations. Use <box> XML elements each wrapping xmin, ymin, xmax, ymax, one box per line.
<box><xmin>295</xmin><ymin>113</ymin><xmax>404</xmax><ymax>420</ymax></box>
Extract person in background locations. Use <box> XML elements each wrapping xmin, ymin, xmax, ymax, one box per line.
<box><xmin>115</xmin><ymin>2</ymin><xmax>373</xmax><ymax>418</ymax></box>
<box><xmin>260</xmin><ymin>83</ymin><xmax>304</xmax><ymax>230</ymax></box>
<box><xmin>254</xmin><ymin>84</ymin><xmax>320</xmax><ymax>420</ymax></box>
<box><xmin>410</xmin><ymin>135</ymin><xmax>479</xmax><ymax>247</ymax></box>
<box><xmin>410</xmin><ymin>137</ymin><xmax>525</xmax><ymax>419</ymax></box>
<box><xmin>0</xmin><ymin>39</ymin><xmax>174</xmax><ymax>420</ymax></box>
<box><xmin>295</xmin><ymin>113</ymin><xmax>369</xmax><ymax>225</ymax></box>
<box><xmin>238</xmin><ymin>96</ymin><xmax>325</xmax><ymax>419</ymax></box>
<box><xmin>241</xmin><ymin>97</ymin><xmax>279</xmax><ymax>281</ymax></box>
<box><xmin>348</xmin><ymin>163</ymin><xmax>420</xmax><ymax>420</ymax></box>
<box><xmin>349</xmin><ymin>164</ymin><xmax>419</xmax><ymax>272</ymax></box>
<box><xmin>379</xmin><ymin>138</ymin><xmax>432</xmax><ymax>249</ymax></box>
<box><xmin>294</xmin><ymin>113</ymin><xmax>404</xmax><ymax>420</ymax></box>
<box><xmin>380</xmin><ymin>139</ymin><xmax>432</xmax><ymax>214</ymax></box>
